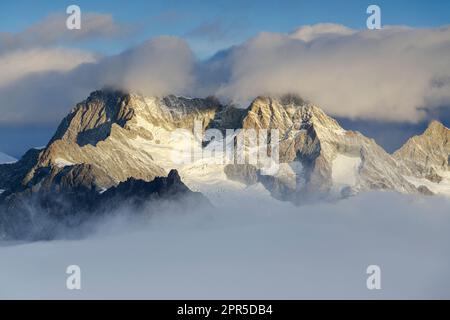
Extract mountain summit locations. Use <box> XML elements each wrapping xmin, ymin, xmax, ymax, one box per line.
<box><xmin>234</xmin><ymin>95</ymin><xmax>418</xmax><ymax>201</ymax></box>
<box><xmin>1</xmin><ymin>90</ymin><xmax>445</xmax><ymax>202</ymax></box>
<box><xmin>394</xmin><ymin>121</ymin><xmax>449</xmax><ymax>179</ymax></box>
<box><xmin>393</xmin><ymin>120</ymin><xmax>450</xmax><ymax>194</ymax></box>
<box><xmin>0</xmin><ymin>90</ymin><xmax>449</xmax><ymax>239</ymax></box>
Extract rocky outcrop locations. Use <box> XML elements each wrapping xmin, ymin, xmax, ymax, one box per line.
<box><xmin>1</xmin><ymin>90</ymin><xmax>446</xmax><ymax>224</ymax></box>
<box><xmin>96</xmin><ymin>169</ymin><xmax>209</xmax><ymax>210</ymax></box>
<box><xmin>394</xmin><ymin>121</ymin><xmax>449</xmax><ymax>182</ymax></box>
<box><xmin>0</xmin><ymin>148</ymin><xmax>41</xmax><ymax>194</ymax></box>
<box><xmin>0</xmin><ymin>169</ymin><xmax>209</xmax><ymax>240</ymax></box>
<box><xmin>4</xmin><ymin>89</ymin><xmax>448</xmax><ymax>240</ymax></box>
<box><xmin>3</xmin><ymin>90</ymin><xmax>223</xmax><ymax>197</ymax></box>
<box><xmin>223</xmin><ymin>95</ymin><xmax>418</xmax><ymax>201</ymax></box>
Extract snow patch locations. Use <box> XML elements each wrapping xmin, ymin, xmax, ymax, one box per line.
<box><xmin>405</xmin><ymin>171</ymin><xmax>450</xmax><ymax>196</ymax></box>
<box><xmin>0</xmin><ymin>152</ymin><xmax>17</xmax><ymax>164</ymax></box>
<box><xmin>54</xmin><ymin>158</ymin><xmax>75</xmax><ymax>168</ymax></box>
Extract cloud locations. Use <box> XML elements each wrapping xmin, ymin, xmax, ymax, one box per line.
<box><xmin>2</xmin><ymin>23</ymin><xmax>450</xmax><ymax>125</ymax></box>
<box><xmin>0</xmin><ymin>37</ymin><xmax>195</xmax><ymax>125</ymax></box>
<box><xmin>101</xmin><ymin>36</ymin><xmax>195</xmax><ymax>96</ymax></box>
<box><xmin>1</xmin><ymin>191</ymin><xmax>450</xmax><ymax>298</ymax></box>
<box><xmin>0</xmin><ymin>12</ymin><xmax>134</xmax><ymax>124</ymax></box>
<box><xmin>208</xmin><ymin>24</ymin><xmax>450</xmax><ymax>122</ymax></box>
<box><xmin>290</xmin><ymin>23</ymin><xmax>356</xmax><ymax>41</ymax></box>
<box><xmin>0</xmin><ymin>47</ymin><xmax>97</xmax><ymax>87</ymax></box>
<box><xmin>0</xmin><ymin>12</ymin><xmax>132</xmax><ymax>53</ymax></box>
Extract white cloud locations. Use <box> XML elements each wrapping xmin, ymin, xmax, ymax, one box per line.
<box><xmin>0</xmin><ymin>13</ymin><xmax>131</xmax><ymax>53</ymax></box>
<box><xmin>0</xmin><ymin>48</ymin><xmax>97</xmax><ymax>87</ymax></box>
<box><xmin>0</xmin><ymin>12</ymin><xmax>133</xmax><ymax>124</ymax></box>
<box><xmin>210</xmin><ymin>24</ymin><xmax>450</xmax><ymax>122</ymax></box>
<box><xmin>1</xmin><ymin>23</ymin><xmax>450</xmax><ymax>125</ymax></box>
<box><xmin>0</xmin><ymin>37</ymin><xmax>195</xmax><ymax>125</ymax></box>
<box><xmin>102</xmin><ymin>36</ymin><xmax>195</xmax><ymax>96</ymax></box>
<box><xmin>0</xmin><ymin>192</ymin><xmax>449</xmax><ymax>299</ymax></box>
<box><xmin>290</xmin><ymin>23</ymin><xmax>355</xmax><ymax>41</ymax></box>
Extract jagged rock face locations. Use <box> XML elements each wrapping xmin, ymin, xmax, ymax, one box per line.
<box><xmin>13</xmin><ymin>91</ymin><xmax>222</xmax><ymax>194</ymax></box>
<box><xmin>394</xmin><ymin>121</ymin><xmax>450</xmax><ymax>181</ymax></box>
<box><xmin>0</xmin><ymin>148</ymin><xmax>41</xmax><ymax>193</ymax></box>
<box><xmin>39</xmin><ymin>164</ymin><xmax>116</xmax><ymax>193</ymax></box>
<box><xmin>230</xmin><ymin>96</ymin><xmax>418</xmax><ymax>199</ymax></box>
<box><xmin>97</xmin><ymin>169</ymin><xmax>209</xmax><ymax>210</ymax></box>
<box><xmin>7</xmin><ymin>89</ymin><xmax>450</xmax><ymax>240</ymax></box>
<box><xmin>391</xmin><ymin>121</ymin><xmax>450</xmax><ymax>196</ymax></box>
<box><xmin>207</xmin><ymin>105</ymin><xmax>247</xmax><ymax>131</ymax></box>
<box><xmin>2</xmin><ymin>90</ymin><xmax>444</xmax><ymax>213</ymax></box>
<box><xmin>0</xmin><ymin>169</ymin><xmax>209</xmax><ymax>240</ymax></box>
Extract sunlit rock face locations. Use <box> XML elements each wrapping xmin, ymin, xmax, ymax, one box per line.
<box><xmin>393</xmin><ymin>120</ymin><xmax>450</xmax><ymax>196</ymax></box>
<box><xmin>1</xmin><ymin>89</ymin><xmax>441</xmax><ymax>206</ymax></box>
<box><xmin>1</xmin><ymin>89</ymin><xmax>449</xmax><ymax>239</ymax></box>
<box><xmin>234</xmin><ymin>95</ymin><xmax>418</xmax><ymax>201</ymax></box>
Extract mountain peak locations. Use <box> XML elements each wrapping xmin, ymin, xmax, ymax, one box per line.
<box><xmin>244</xmin><ymin>94</ymin><xmax>344</xmax><ymax>135</ymax></box>
<box><xmin>424</xmin><ymin>120</ymin><xmax>449</xmax><ymax>136</ymax></box>
<box><xmin>394</xmin><ymin>119</ymin><xmax>449</xmax><ymax>182</ymax></box>
<box><xmin>235</xmin><ymin>93</ymin><xmax>419</xmax><ymax>198</ymax></box>
<box><xmin>167</xmin><ymin>169</ymin><xmax>181</xmax><ymax>183</ymax></box>
<box><xmin>252</xmin><ymin>93</ymin><xmax>308</xmax><ymax>107</ymax></box>
<box><xmin>2</xmin><ymin>89</ymin><xmax>446</xmax><ymax>216</ymax></box>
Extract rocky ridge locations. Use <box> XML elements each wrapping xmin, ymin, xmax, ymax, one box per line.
<box><xmin>1</xmin><ymin>90</ymin><xmax>448</xmax><ymax>215</ymax></box>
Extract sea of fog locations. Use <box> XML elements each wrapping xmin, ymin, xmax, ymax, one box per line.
<box><xmin>0</xmin><ymin>191</ymin><xmax>449</xmax><ymax>299</ymax></box>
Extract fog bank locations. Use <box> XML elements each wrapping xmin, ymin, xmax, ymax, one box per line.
<box><xmin>0</xmin><ymin>191</ymin><xmax>449</xmax><ymax>299</ymax></box>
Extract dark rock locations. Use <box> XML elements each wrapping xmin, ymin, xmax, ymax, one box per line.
<box><xmin>417</xmin><ymin>185</ymin><xmax>434</xmax><ymax>196</ymax></box>
<box><xmin>0</xmin><ymin>169</ymin><xmax>210</xmax><ymax>241</ymax></box>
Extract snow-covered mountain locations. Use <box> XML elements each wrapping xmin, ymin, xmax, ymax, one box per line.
<box><xmin>1</xmin><ymin>90</ymin><xmax>444</xmax><ymax>204</ymax></box>
<box><xmin>1</xmin><ymin>89</ymin><xmax>449</xmax><ymax>239</ymax></box>
<box><xmin>1</xmin><ymin>90</ymin><xmax>448</xmax><ymax>207</ymax></box>
<box><xmin>0</xmin><ymin>152</ymin><xmax>16</xmax><ymax>164</ymax></box>
<box><xmin>234</xmin><ymin>96</ymin><xmax>418</xmax><ymax>202</ymax></box>
<box><xmin>394</xmin><ymin>121</ymin><xmax>450</xmax><ymax>196</ymax></box>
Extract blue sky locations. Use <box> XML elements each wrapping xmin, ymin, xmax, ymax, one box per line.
<box><xmin>2</xmin><ymin>0</ymin><xmax>450</xmax><ymax>57</ymax></box>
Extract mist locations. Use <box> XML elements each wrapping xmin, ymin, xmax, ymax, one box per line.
<box><xmin>1</xmin><ymin>191</ymin><xmax>449</xmax><ymax>299</ymax></box>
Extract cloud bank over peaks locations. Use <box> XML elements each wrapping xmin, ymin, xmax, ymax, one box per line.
<box><xmin>0</xmin><ymin>12</ymin><xmax>135</xmax><ymax>124</ymax></box>
<box><xmin>0</xmin><ymin>36</ymin><xmax>195</xmax><ymax>125</ymax></box>
<box><xmin>102</xmin><ymin>36</ymin><xmax>195</xmax><ymax>97</ymax></box>
<box><xmin>1</xmin><ymin>20</ymin><xmax>450</xmax><ymax>125</ymax></box>
<box><xmin>210</xmin><ymin>24</ymin><xmax>450</xmax><ymax>122</ymax></box>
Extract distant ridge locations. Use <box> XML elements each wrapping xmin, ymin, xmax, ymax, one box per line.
<box><xmin>0</xmin><ymin>152</ymin><xmax>16</xmax><ymax>164</ymax></box>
